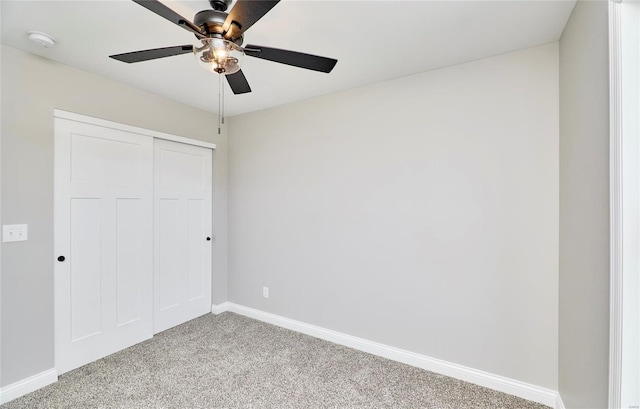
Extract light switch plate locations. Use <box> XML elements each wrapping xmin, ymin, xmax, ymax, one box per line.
<box><xmin>2</xmin><ymin>224</ymin><xmax>28</xmax><ymax>242</ymax></box>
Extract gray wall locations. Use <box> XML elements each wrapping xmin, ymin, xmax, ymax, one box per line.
<box><xmin>0</xmin><ymin>45</ymin><xmax>228</xmax><ymax>387</ymax></box>
<box><xmin>228</xmin><ymin>44</ymin><xmax>560</xmax><ymax>388</ymax></box>
<box><xmin>558</xmin><ymin>1</ymin><xmax>610</xmax><ymax>408</ymax></box>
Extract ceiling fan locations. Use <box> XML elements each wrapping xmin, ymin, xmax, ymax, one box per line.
<box><xmin>109</xmin><ymin>0</ymin><xmax>338</xmax><ymax>95</ymax></box>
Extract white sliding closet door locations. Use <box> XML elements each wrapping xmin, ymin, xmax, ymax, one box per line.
<box><xmin>54</xmin><ymin>118</ymin><xmax>154</xmax><ymax>374</ymax></box>
<box><xmin>154</xmin><ymin>139</ymin><xmax>212</xmax><ymax>334</ymax></box>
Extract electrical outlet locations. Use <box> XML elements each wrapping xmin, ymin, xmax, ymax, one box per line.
<box><xmin>262</xmin><ymin>287</ymin><xmax>269</xmax><ymax>299</ymax></box>
<box><xmin>2</xmin><ymin>224</ymin><xmax>28</xmax><ymax>243</ymax></box>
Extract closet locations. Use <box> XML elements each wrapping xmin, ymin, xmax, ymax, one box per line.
<box><xmin>53</xmin><ymin>111</ymin><xmax>213</xmax><ymax>374</ymax></box>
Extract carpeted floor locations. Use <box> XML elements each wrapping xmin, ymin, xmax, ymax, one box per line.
<box><xmin>2</xmin><ymin>312</ymin><xmax>550</xmax><ymax>408</ymax></box>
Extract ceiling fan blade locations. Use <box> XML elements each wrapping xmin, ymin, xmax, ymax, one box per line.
<box><xmin>222</xmin><ymin>0</ymin><xmax>280</xmax><ymax>40</ymax></box>
<box><xmin>244</xmin><ymin>45</ymin><xmax>337</xmax><ymax>73</ymax></box>
<box><xmin>110</xmin><ymin>45</ymin><xmax>193</xmax><ymax>63</ymax></box>
<box><xmin>132</xmin><ymin>0</ymin><xmax>203</xmax><ymax>37</ymax></box>
<box><xmin>226</xmin><ymin>70</ymin><xmax>252</xmax><ymax>94</ymax></box>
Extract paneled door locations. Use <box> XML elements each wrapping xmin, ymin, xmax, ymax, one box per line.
<box><xmin>154</xmin><ymin>139</ymin><xmax>212</xmax><ymax>334</ymax></box>
<box><xmin>54</xmin><ymin>118</ymin><xmax>154</xmax><ymax>374</ymax></box>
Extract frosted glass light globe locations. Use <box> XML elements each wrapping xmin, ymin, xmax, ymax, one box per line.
<box><xmin>194</xmin><ymin>38</ymin><xmax>244</xmax><ymax>75</ymax></box>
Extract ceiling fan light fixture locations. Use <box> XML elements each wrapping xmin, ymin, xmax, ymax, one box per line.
<box><xmin>194</xmin><ymin>38</ymin><xmax>244</xmax><ymax>75</ymax></box>
<box><xmin>111</xmin><ymin>0</ymin><xmax>337</xmax><ymax>97</ymax></box>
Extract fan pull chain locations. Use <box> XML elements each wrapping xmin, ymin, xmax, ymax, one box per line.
<box><xmin>218</xmin><ymin>74</ymin><xmax>222</xmax><ymax>135</ymax></box>
<box><xmin>221</xmin><ymin>74</ymin><xmax>225</xmax><ymax>125</ymax></box>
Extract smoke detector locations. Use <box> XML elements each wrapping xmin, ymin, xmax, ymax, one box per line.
<box><xmin>27</xmin><ymin>31</ymin><xmax>56</xmax><ymax>48</ymax></box>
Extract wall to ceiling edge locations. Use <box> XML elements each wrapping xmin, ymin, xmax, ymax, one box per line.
<box><xmin>0</xmin><ymin>44</ymin><xmax>229</xmax><ymax>387</ymax></box>
<box><xmin>228</xmin><ymin>43</ymin><xmax>560</xmax><ymax>389</ymax></box>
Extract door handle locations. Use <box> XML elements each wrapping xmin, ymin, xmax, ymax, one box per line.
<box><xmin>57</xmin><ymin>256</ymin><xmax>66</xmax><ymax>262</ymax></box>
<box><xmin>206</xmin><ymin>237</ymin><xmax>211</xmax><ymax>241</ymax></box>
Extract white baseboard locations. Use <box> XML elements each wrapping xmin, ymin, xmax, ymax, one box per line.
<box><xmin>0</xmin><ymin>305</ymin><xmax>563</xmax><ymax>406</ymax></box>
<box><xmin>211</xmin><ymin>302</ymin><xmax>231</xmax><ymax>315</ymax></box>
<box><xmin>0</xmin><ymin>368</ymin><xmax>58</xmax><ymax>404</ymax></box>
<box><xmin>220</xmin><ymin>302</ymin><xmax>561</xmax><ymax>408</ymax></box>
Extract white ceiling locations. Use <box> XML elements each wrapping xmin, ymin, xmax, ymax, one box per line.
<box><xmin>1</xmin><ymin>0</ymin><xmax>575</xmax><ymax>117</ymax></box>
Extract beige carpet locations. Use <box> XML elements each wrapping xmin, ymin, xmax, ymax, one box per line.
<box><xmin>2</xmin><ymin>312</ymin><xmax>550</xmax><ymax>408</ymax></box>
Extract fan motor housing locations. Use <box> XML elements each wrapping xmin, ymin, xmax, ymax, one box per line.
<box><xmin>194</xmin><ymin>9</ymin><xmax>243</xmax><ymax>45</ymax></box>
<box><xmin>194</xmin><ymin>10</ymin><xmax>226</xmax><ymax>34</ymax></box>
